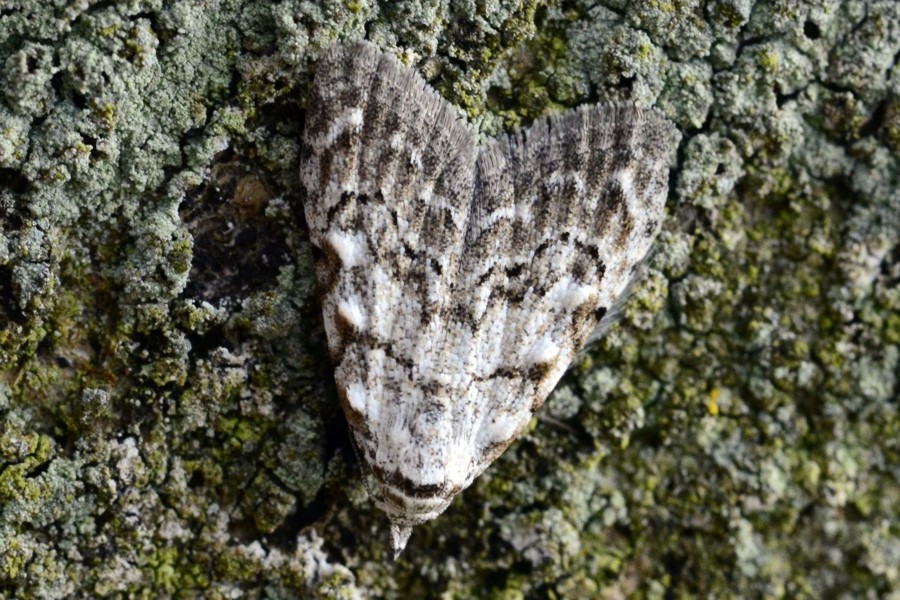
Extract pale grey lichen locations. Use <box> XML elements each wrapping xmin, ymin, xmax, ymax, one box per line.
<box><xmin>1</xmin><ymin>0</ymin><xmax>898</xmax><ymax>597</ymax></box>
<box><xmin>676</xmin><ymin>132</ymin><xmax>743</xmax><ymax>212</ymax></box>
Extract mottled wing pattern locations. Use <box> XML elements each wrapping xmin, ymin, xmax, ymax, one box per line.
<box><xmin>450</xmin><ymin>105</ymin><xmax>672</xmax><ymax>463</ymax></box>
<box><xmin>300</xmin><ymin>42</ymin><xmax>478</xmax><ymax>535</ymax></box>
<box><xmin>301</xmin><ymin>42</ymin><xmax>674</xmax><ymax>556</ymax></box>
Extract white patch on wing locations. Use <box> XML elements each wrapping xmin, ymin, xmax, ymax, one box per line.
<box><xmin>345</xmin><ymin>381</ymin><xmax>367</xmax><ymax>415</ymax></box>
<box><xmin>325</xmin><ymin>231</ymin><xmax>363</xmax><ymax>267</ymax></box>
<box><xmin>526</xmin><ymin>337</ymin><xmax>560</xmax><ymax>366</ymax></box>
<box><xmin>615</xmin><ymin>168</ymin><xmax>638</xmax><ymax>210</ymax></box>
<box><xmin>337</xmin><ymin>297</ymin><xmax>365</xmax><ymax>329</ymax></box>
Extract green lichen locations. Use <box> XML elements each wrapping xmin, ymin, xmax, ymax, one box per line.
<box><xmin>1</xmin><ymin>0</ymin><xmax>899</xmax><ymax>597</ymax></box>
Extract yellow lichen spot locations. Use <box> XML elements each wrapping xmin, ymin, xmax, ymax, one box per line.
<box><xmin>98</xmin><ymin>103</ymin><xmax>117</xmax><ymax>128</ymax></box>
<box><xmin>707</xmin><ymin>388</ymin><xmax>719</xmax><ymax>416</ymax></box>
<box><xmin>638</xmin><ymin>43</ymin><xmax>653</xmax><ymax>60</ymax></box>
<box><xmin>759</xmin><ymin>50</ymin><xmax>778</xmax><ymax>72</ymax></box>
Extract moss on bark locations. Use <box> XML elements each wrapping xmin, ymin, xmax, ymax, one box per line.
<box><xmin>1</xmin><ymin>0</ymin><xmax>898</xmax><ymax>597</ymax></box>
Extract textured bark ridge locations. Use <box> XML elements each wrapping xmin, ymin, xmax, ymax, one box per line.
<box><xmin>0</xmin><ymin>0</ymin><xmax>897</xmax><ymax>596</ymax></box>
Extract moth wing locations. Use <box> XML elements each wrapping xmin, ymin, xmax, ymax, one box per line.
<box><xmin>300</xmin><ymin>42</ymin><xmax>479</xmax><ymax>527</ymax></box>
<box><xmin>445</xmin><ymin>105</ymin><xmax>674</xmax><ymax>472</ymax></box>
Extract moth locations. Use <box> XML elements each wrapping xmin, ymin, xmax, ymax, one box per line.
<box><xmin>300</xmin><ymin>41</ymin><xmax>673</xmax><ymax>556</ymax></box>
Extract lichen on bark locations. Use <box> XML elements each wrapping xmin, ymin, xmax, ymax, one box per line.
<box><xmin>1</xmin><ymin>0</ymin><xmax>898</xmax><ymax>598</ymax></box>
